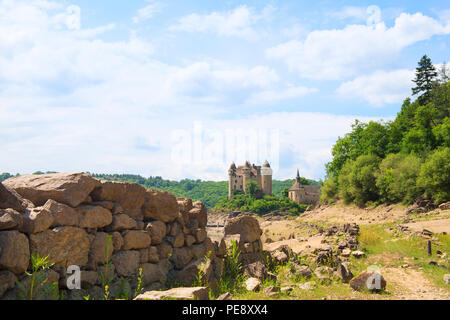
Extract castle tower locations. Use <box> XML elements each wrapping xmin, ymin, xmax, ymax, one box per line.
<box><xmin>241</xmin><ymin>161</ymin><xmax>251</xmax><ymax>193</ymax></box>
<box><xmin>228</xmin><ymin>162</ymin><xmax>236</xmax><ymax>199</ymax></box>
<box><xmin>261</xmin><ymin>160</ymin><xmax>272</xmax><ymax>195</ymax></box>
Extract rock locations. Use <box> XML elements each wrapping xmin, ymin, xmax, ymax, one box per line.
<box><xmin>167</xmin><ymin>233</ymin><xmax>185</xmax><ymax>248</ymax></box>
<box><xmin>195</xmin><ymin>228</ymin><xmax>207</xmax><ymax>243</ymax></box>
<box><xmin>245</xmin><ymin>277</ymin><xmax>261</xmax><ymax>292</ymax></box>
<box><xmin>44</xmin><ymin>200</ymin><xmax>79</xmax><ymax>227</ymax></box>
<box><xmin>337</xmin><ymin>240</ymin><xmax>348</xmax><ymax>249</ymax></box>
<box><xmin>122</xmin><ymin>230</ymin><xmax>151</xmax><ymax>250</ymax></box>
<box><xmin>0</xmin><ymin>182</ymin><xmax>33</xmax><ymax>212</ymax></box>
<box><xmin>148</xmin><ymin>247</ymin><xmax>159</xmax><ymax>263</ymax></box>
<box><xmin>112</xmin><ymin>250</ymin><xmax>140</xmax><ymax>277</ymax></box>
<box><xmin>224</xmin><ymin>216</ymin><xmax>262</xmax><ymax>243</ymax></box>
<box><xmin>0</xmin><ymin>231</ymin><xmax>30</xmax><ymax>274</ymax></box>
<box><xmin>173</xmin><ymin>257</ymin><xmax>212</xmax><ymax>286</ymax></box>
<box><xmin>422</xmin><ymin>229</ymin><xmax>433</xmax><ymax>236</ymax></box>
<box><xmin>352</xmin><ymin>250</ymin><xmax>365</xmax><ymax>258</ymax></box>
<box><xmin>444</xmin><ymin>274</ymin><xmax>450</xmax><ymax>284</ymax></box>
<box><xmin>185</xmin><ymin>235</ymin><xmax>196</xmax><ymax>247</ymax></box>
<box><xmin>191</xmin><ymin>243</ymin><xmax>208</xmax><ymax>260</ymax></box>
<box><xmin>19</xmin><ymin>206</ymin><xmax>54</xmax><ymax>234</ymax></box>
<box><xmin>177</xmin><ymin>198</ymin><xmax>193</xmax><ymax>215</ymax></box>
<box><xmin>341</xmin><ymin>248</ymin><xmax>351</xmax><ymax>257</ymax></box>
<box><xmin>111</xmin><ymin>232</ymin><xmax>123</xmax><ymax>252</ymax></box>
<box><xmin>214</xmin><ymin>238</ymin><xmax>226</xmax><ymax>257</ymax></box>
<box><xmin>335</xmin><ymin>263</ymin><xmax>353</xmax><ymax>283</ymax></box>
<box><xmin>314</xmin><ymin>266</ymin><xmax>334</xmax><ymax>283</ymax></box>
<box><xmin>217</xmin><ymin>292</ymin><xmax>232</xmax><ymax>300</ymax></box>
<box><xmin>134</xmin><ymin>287</ymin><xmax>209</xmax><ymax>300</ymax></box>
<box><xmin>145</xmin><ymin>220</ymin><xmax>167</xmax><ymax>245</ymax></box>
<box><xmin>0</xmin><ymin>270</ymin><xmax>17</xmax><ymax>298</ymax></box>
<box><xmin>343</xmin><ymin>223</ymin><xmax>360</xmax><ymax>236</ymax></box>
<box><xmin>0</xmin><ymin>208</ymin><xmax>22</xmax><ymax>231</ymax></box>
<box><xmin>280</xmin><ymin>286</ymin><xmax>294</xmax><ymax>293</ymax></box>
<box><xmin>157</xmin><ymin>242</ymin><xmax>173</xmax><ymax>260</ymax></box>
<box><xmin>439</xmin><ymin>202</ymin><xmax>450</xmax><ymax>211</ymax></box>
<box><xmin>271</xmin><ymin>250</ymin><xmax>288</xmax><ymax>264</ymax></box>
<box><xmin>29</xmin><ymin>227</ymin><xmax>90</xmax><ymax>269</ymax></box>
<box><xmin>76</xmin><ymin>205</ymin><xmax>112</xmax><ymax>229</ymax></box>
<box><xmin>88</xmin><ymin>232</ymin><xmax>114</xmax><ymax>266</ymax></box>
<box><xmin>298</xmin><ymin>281</ymin><xmax>316</xmax><ymax>290</ymax></box>
<box><xmin>243</xmin><ymin>261</ymin><xmax>268</xmax><ymax>280</ymax></box>
<box><xmin>92</xmin><ymin>201</ymin><xmax>115</xmax><ymax>210</ymax></box>
<box><xmin>263</xmin><ymin>286</ymin><xmax>280</xmax><ymax>295</ymax></box>
<box><xmin>140</xmin><ymin>261</ymin><xmax>168</xmax><ymax>285</ymax></box>
<box><xmin>90</xmin><ymin>181</ymin><xmax>147</xmax><ymax>220</ymax></box>
<box><xmin>171</xmin><ymin>247</ymin><xmax>194</xmax><ymax>270</ymax></box>
<box><xmin>3</xmin><ymin>172</ymin><xmax>100</xmax><ymax>207</ymax></box>
<box><xmin>349</xmin><ymin>271</ymin><xmax>386</xmax><ymax>292</ymax></box>
<box><xmin>142</xmin><ymin>190</ymin><xmax>179</xmax><ymax>223</ymax></box>
<box><xmin>107</xmin><ymin>214</ymin><xmax>137</xmax><ymax>231</ymax></box>
<box><xmin>292</xmin><ymin>264</ymin><xmax>312</xmax><ymax>279</ymax></box>
<box><xmin>188</xmin><ymin>204</ymin><xmax>207</xmax><ymax>229</ymax></box>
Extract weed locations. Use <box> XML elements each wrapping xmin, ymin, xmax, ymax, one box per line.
<box><xmin>16</xmin><ymin>253</ymin><xmax>57</xmax><ymax>300</ymax></box>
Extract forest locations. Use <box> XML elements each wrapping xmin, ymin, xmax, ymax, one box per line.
<box><xmin>321</xmin><ymin>55</ymin><xmax>449</xmax><ymax>206</ymax></box>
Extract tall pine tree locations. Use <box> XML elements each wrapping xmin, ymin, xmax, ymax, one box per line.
<box><xmin>412</xmin><ymin>55</ymin><xmax>438</xmax><ymax>104</ymax></box>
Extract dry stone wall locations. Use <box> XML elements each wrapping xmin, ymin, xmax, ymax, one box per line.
<box><xmin>0</xmin><ymin>172</ymin><xmax>223</xmax><ymax>299</ymax></box>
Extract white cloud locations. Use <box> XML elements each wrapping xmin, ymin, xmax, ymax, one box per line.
<box><xmin>169</xmin><ymin>5</ymin><xmax>271</xmax><ymax>40</ymax></box>
<box><xmin>132</xmin><ymin>0</ymin><xmax>164</xmax><ymax>23</ymax></box>
<box><xmin>336</xmin><ymin>69</ymin><xmax>414</xmax><ymax>107</ymax></box>
<box><xmin>247</xmin><ymin>85</ymin><xmax>318</xmax><ymax>104</ymax></box>
<box><xmin>267</xmin><ymin>8</ymin><xmax>450</xmax><ymax>80</ymax></box>
<box><xmin>330</xmin><ymin>6</ymin><xmax>368</xmax><ymax>21</ymax></box>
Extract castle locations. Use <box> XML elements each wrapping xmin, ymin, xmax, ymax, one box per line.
<box><xmin>288</xmin><ymin>169</ymin><xmax>321</xmax><ymax>205</ymax></box>
<box><xmin>228</xmin><ymin>160</ymin><xmax>272</xmax><ymax>199</ymax></box>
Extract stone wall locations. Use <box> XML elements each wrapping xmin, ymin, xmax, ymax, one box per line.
<box><xmin>0</xmin><ymin>173</ymin><xmax>224</xmax><ymax>299</ymax></box>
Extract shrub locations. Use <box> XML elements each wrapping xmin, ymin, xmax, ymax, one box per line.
<box><xmin>376</xmin><ymin>153</ymin><xmax>423</xmax><ymax>204</ymax></box>
<box><xmin>320</xmin><ymin>178</ymin><xmax>338</xmax><ymax>204</ymax></box>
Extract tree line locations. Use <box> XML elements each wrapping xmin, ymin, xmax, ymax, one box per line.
<box><xmin>321</xmin><ymin>55</ymin><xmax>449</xmax><ymax>206</ymax></box>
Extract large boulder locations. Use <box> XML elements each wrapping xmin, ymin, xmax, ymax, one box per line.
<box><xmin>76</xmin><ymin>205</ymin><xmax>112</xmax><ymax>229</ymax></box>
<box><xmin>171</xmin><ymin>247</ymin><xmax>194</xmax><ymax>270</ymax></box>
<box><xmin>349</xmin><ymin>271</ymin><xmax>386</xmax><ymax>292</ymax></box>
<box><xmin>146</xmin><ymin>221</ymin><xmax>167</xmax><ymax>245</ymax></box>
<box><xmin>140</xmin><ymin>261</ymin><xmax>168</xmax><ymax>285</ymax></box>
<box><xmin>19</xmin><ymin>206</ymin><xmax>54</xmax><ymax>234</ymax></box>
<box><xmin>111</xmin><ymin>250</ymin><xmax>140</xmax><ymax>277</ymax></box>
<box><xmin>0</xmin><ymin>182</ymin><xmax>33</xmax><ymax>212</ymax></box>
<box><xmin>245</xmin><ymin>277</ymin><xmax>261</xmax><ymax>292</ymax></box>
<box><xmin>142</xmin><ymin>190</ymin><xmax>179</xmax><ymax>223</ymax></box>
<box><xmin>90</xmin><ymin>181</ymin><xmax>147</xmax><ymax>220</ymax></box>
<box><xmin>88</xmin><ymin>232</ymin><xmax>114</xmax><ymax>267</ymax></box>
<box><xmin>173</xmin><ymin>257</ymin><xmax>213</xmax><ymax>286</ymax></box>
<box><xmin>122</xmin><ymin>230</ymin><xmax>151</xmax><ymax>250</ymax></box>
<box><xmin>189</xmin><ymin>201</ymin><xmax>207</xmax><ymax>228</ymax></box>
<box><xmin>29</xmin><ymin>227</ymin><xmax>90</xmax><ymax>269</ymax></box>
<box><xmin>224</xmin><ymin>216</ymin><xmax>262</xmax><ymax>243</ymax></box>
<box><xmin>0</xmin><ymin>208</ymin><xmax>23</xmax><ymax>231</ymax></box>
<box><xmin>0</xmin><ymin>230</ymin><xmax>30</xmax><ymax>274</ymax></box>
<box><xmin>107</xmin><ymin>214</ymin><xmax>137</xmax><ymax>231</ymax></box>
<box><xmin>43</xmin><ymin>200</ymin><xmax>79</xmax><ymax>227</ymax></box>
<box><xmin>3</xmin><ymin>172</ymin><xmax>101</xmax><ymax>207</ymax></box>
<box><xmin>134</xmin><ymin>287</ymin><xmax>209</xmax><ymax>300</ymax></box>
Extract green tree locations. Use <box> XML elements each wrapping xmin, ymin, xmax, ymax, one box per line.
<box><xmin>338</xmin><ymin>154</ymin><xmax>381</xmax><ymax>206</ymax></box>
<box><xmin>417</xmin><ymin>147</ymin><xmax>450</xmax><ymax>204</ymax></box>
<box><xmin>320</xmin><ymin>178</ymin><xmax>338</xmax><ymax>204</ymax></box>
<box><xmin>376</xmin><ymin>153</ymin><xmax>422</xmax><ymax>204</ymax></box>
<box><xmin>281</xmin><ymin>187</ymin><xmax>289</xmax><ymax>198</ymax></box>
<box><xmin>245</xmin><ymin>180</ymin><xmax>261</xmax><ymax>199</ymax></box>
<box><xmin>412</xmin><ymin>55</ymin><xmax>438</xmax><ymax>104</ymax></box>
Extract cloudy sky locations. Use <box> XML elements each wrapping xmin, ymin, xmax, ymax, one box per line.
<box><xmin>0</xmin><ymin>0</ymin><xmax>449</xmax><ymax>181</ymax></box>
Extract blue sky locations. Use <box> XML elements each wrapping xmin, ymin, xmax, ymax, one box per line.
<box><xmin>0</xmin><ymin>0</ymin><xmax>449</xmax><ymax>181</ymax></box>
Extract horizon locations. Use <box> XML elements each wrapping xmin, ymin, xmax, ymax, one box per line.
<box><xmin>1</xmin><ymin>1</ymin><xmax>449</xmax><ymax>181</ymax></box>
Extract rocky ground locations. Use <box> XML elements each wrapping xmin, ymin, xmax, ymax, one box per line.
<box><xmin>207</xmin><ymin>201</ymin><xmax>450</xmax><ymax>300</ymax></box>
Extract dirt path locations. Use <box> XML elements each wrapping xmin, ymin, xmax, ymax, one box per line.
<box><xmin>383</xmin><ymin>266</ymin><xmax>450</xmax><ymax>300</ymax></box>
